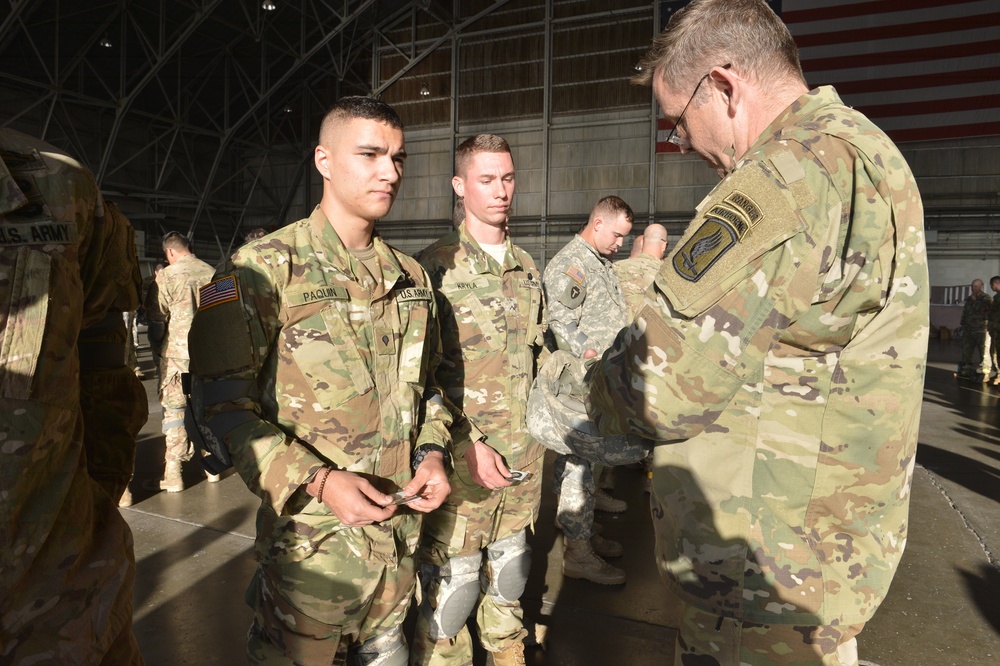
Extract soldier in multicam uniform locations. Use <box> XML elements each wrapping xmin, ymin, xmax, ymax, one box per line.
<box><xmin>613</xmin><ymin>223</ymin><xmax>668</xmax><ymax>319</ymax></box>
<box><xmin>0</xmin><ymin>129</ymin><xmax>145</xmax><ymax>664</ymax></box>
<box><xmin>957</xmin><ymin>278</ymin><xmax>991</xmax><ymax>379</ymax></box>
<box><xmin>144</xmin><ymin>230</ymin><xmax>215</xmax><ymax>491</ymax></box>
<box><xmin>542</xmin><ymin>195</ymin><xmax>640</xmax><ymax>586</ymax></box>
<box><xmin>583</xmin><ymin>1</ymin><xmax>929</xmax><ymax>663</ymax></box>
<box><xmin>412</xmin><ymin>135</ymin><xmax>547</xmax><ymax>666</ymax></box>
<box><xmin>989</xmin><ymin>276</ymin><xmax>1000</xmax><ymax>384</ymax></box>
<box><xmin>187</xmin><ymin>96</ymin><xmax>452</xmax><ymax>666</ymax></box>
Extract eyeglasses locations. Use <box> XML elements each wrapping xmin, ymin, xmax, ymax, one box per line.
<box><xmin>664</xmin><ymin>63</ymin><xmax>731</xmax><ymax>148</ymax></box>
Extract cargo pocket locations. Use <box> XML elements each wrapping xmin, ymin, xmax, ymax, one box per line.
<box><xmin>0</xmin><ymin>247</ymin><xmax>51</xmax><ymax>400</ymax></box>
<box><xmin>250</xmin><ymin>567</ymin><xmax>343</xmax><ymax>664</ymax></box>
<box><xmin>288</xmin><ymin>309</ymin><xmax>373</xmax><ymax>411</ymax></box>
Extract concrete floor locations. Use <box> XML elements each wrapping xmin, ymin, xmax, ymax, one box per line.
<box><xmin>121</xmin><ymin>338</ymin><xmax>1000</xmax><ymax>665</ymax></box>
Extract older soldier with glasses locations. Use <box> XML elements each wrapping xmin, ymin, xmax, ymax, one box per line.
<box><xmin>569</xmin><ymin>0</ymin><xmax>928</xmax><ymax>663</ymax></box>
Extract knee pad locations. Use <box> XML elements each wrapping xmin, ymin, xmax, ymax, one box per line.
<box><xmin>351</xmin><ymin>625</ymin><xmax>407</xmax><ymax>666</ymax></box>
<box><xmin>419</xmin><ymin>551</ymin><xmax>483</xmax><ymax>640</ymax></box>
<box><xmin>484</xmin><ymin>530</ymin><xmax>531</xmax><ymax>604</ymax></box>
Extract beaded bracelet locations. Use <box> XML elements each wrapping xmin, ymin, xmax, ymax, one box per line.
<box><xmin>316</xmin><ymin>467</ymin><xmax>332</xmax><ymax>502</ymax></box>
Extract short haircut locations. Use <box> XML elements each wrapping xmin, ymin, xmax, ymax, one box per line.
<box><xmin>162</xmin><ymin>230</ymin><xmax>191</xmax><ymax>253</ymax></box>
<box><xmin>454</xmin><ymin>134</ymin><xmax>512</xmax><ymax>178</ymax></box>
<box><xmin>631</xmin><ymin>0</ymin><xmax>804</xmax><ymax>99</ymax></box>
<box><xmin>589</xmin><ymin>195</ymin><xmax>634</xmax><ymax>227</ymax></box>
<box><xmin>319</xmin><ymin>96</ymin><xmax>403</xmax><ymax>146</ymax></box>
<box><xmin>991</xmin><ymin>276</ymin><xmax>1000</xmax><ymax>285</ymax></box>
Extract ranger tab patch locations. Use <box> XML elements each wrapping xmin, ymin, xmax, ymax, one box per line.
<box><xmin>198</xmin><ymin>276</ymin><xmax>239</xmax><ymax>310</ymax></box>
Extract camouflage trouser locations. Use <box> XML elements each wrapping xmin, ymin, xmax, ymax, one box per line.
<box><xmin>960</xmin><ymin>326</ymin><xmax>987</xmax><ymax>375</ymax></box>
<box><xmin>412</xmin><ymin>452</ymin><xmax>544</xmax><ymax>665</ymax></box>
<box><xmin>553</xmin><ymin>453</ymin><xmax>596</xmax><ymax>540</ymax></box>
<box><xmin>80</xmin><ymin>366</ymin><xmax>148</xmax><ymax>502</ymax></box>
<box><xmin>247</xmin><ymin>537</ymin><xmax>416</xmax><ymax>665</ymax></box>
<box><xmin>674</xmin><ymin>603</ymin><xmax>864</xmax><ymax>666</ymax></box>
<box><xmin>159</xmin><ymin>356</ymin><xmax>193</xmax><ymax>463</ymax></box>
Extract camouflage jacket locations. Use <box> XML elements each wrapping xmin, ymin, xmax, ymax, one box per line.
<box><xmin>418</xmin><ymin>222</ymin><xmax>548</xmax><ymax>469</ymax></box>
<box><xmin>613</xmin><ymin>253</ymin><xmax>662</xmax><ymax>319</ymax></box>
<box><xmin>990</xmin><ymin>293</ymin><xmax>1000</xmax><ymax>332</ymax></box>
<box><xmin>961</xmin><ymin>291</ymin><xmax>990</xmax><ymax>331</ymax></box>
<box><xmin>588</xmin><ymin>87</ymin><xmax>929</xmax><ymax>626</ymax></box>
<box><xmin>1</xmin><ymin>129</ymin><xmax>140</xmax><ymax>660</ymax></box>
<box><xmin>543</xmin><ymin>234</ymin><xmax>629</xmax><ymax>357</ymax></box>
<box><xmin>146</xmin><ymin>252</ymin><xmax>214</xmax><ymax>360</ymax></box>
<box><xmin>188</xmin><ymin>207</ymin><xmax>452</xmax><ymax>566</ymax></box>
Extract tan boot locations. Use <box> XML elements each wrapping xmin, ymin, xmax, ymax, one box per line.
<box><xmin>486</xmin><ymin>642</ymin><xmax>526</xmax><ymax>666</ymax></box>
<box><xmin>563</xmin><ymin>538</ymin><xmax>626</xmax><ymax>585</ymax></box>
<box><xmin>591</xmin><ymin>533</ymin><xmax>623</xmax><ymax>559</ymax></box>
<box><xmin>159</xmin><ymin>460</ymin><xmax>184</xmax><ymax>492</ymax></box>
<box><xmin>594</xmin><ymin>488</ymin><xmax>627</xmax><ymax>513</ymax></box>
<box><xmin>118</xmin><ymin>487</ymin><xmax>133</xmax><ymax>508</ymax></box>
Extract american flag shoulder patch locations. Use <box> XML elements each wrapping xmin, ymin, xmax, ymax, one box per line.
<box><xmin>566</xmin><ymin>266</ymin><xmax>585</xmax><ymax>284</ymax></box>
<box><xmin>198</xmin><ymin>275</ymin><xmax>239</xmax><ymax>310</ymax></box>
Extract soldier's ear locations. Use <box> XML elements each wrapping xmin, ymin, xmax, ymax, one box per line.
<box><xmin>315</xmin><ymin>145</ymin><xmax>330</xmax><ymax>180</ymax></box>
<box><xmin>452</xmin><ymin>176</ymin><xmax>465</xmax><ymax>198</ymax></box>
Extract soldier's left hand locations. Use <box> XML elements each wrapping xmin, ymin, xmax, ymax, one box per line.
<box><xmin>402</xmin><ymin>452</ymin><xmax>451</xmax><ymax>512</ymax></box>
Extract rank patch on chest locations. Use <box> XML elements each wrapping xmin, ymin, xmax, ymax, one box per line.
<box><xmin>198</xmin><ymin>276</ymin><xmax>239</xmax><ymax>310</ymax></box>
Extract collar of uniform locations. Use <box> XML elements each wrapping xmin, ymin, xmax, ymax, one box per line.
<box><xmin>0</xmin><ymin>154</ymin><xmax>30</xmax><ymax>215</ymax></box>
<box><xmin>571</xmin><ymin>233</ymin><xmax>611</xmax><ymax>267</ymax></box>
<box><xmin>747</xmin><ymin>85</ymin><xmax>842</xmax><ymax>159</ymax></box>
<box><xmin>457</xmin><ymin>221</ymin><xmax>521</xmax><ymax>275</ymax></box>
<box><xmin>308</xmin><ymin>206</ymin><xmax>408</xmax><ymax>290</ymax></box>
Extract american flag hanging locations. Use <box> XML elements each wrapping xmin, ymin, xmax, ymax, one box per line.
<box><xmin>655</xmin><ymin>0</ymin><xmax>1000</xmax><ymax>152</ymax></box>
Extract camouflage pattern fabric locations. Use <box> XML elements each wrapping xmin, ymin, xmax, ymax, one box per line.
<box><xmin>959</xmin><ymin>291</ymin><xmax>990</xmax><ymax>375</ymax></box>
<box><xmin>588</xmin><ymin>86</ymin><xmax>929</xmax><ymax>627</ymax></box>
<box><xmin>145</xmin><ymin>252</ymin><xmax>215</xmax><ymax>361</ymax></box>
<box><xmin>542</xmin><ymin>234</ymin><xmax>630</xmax><ymax>541</ymax></box>
<box><xmin>0</xmin><ymin>128</ymin><xmax>143</xmax><ymax>664</ymax></box>
<box><xmin>613</xmin><ymin>253</ymin><xmax>662</xmax><ymax>319</ymax></box>
<box><xmin>413</xmin><ymin>223</ymin><xmax>548</xmax><ymax>661</ymax></box>
<box><xmin>247</xmin><ymin>538</ymin><xmax>416</xmax><ymax>664</ymax></box>
<box><xmin>145</xmin><ymin>252</ymin><xmax>213</xmax><ymax>463</ymax></box>
<box><xmin>675</xmin><ymin>602</ymin><xmax>864</xmax><ymax>666</ymax></box>
<box><xmin>543</xmin><ymin>234</ymin><xmax>628</xmax><ymax>356</ymax></box>
<box><xmin>187</xmin><ymin>207</ymin><xmax>452</xmax><ymax>661</ymax></box>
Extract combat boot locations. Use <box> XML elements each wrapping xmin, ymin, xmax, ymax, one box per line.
<box><xmin>591</xmin><ymin>533</ymin><xmax>623</xmax><ymax>558</ymax></box>
<box><xmin>594</xmin><ymin>488</ymin><xmax>627</xmax><ymax>513</ymax></box>
<box><xmin>563</xmin><ymin>538</ymin><xmax>626</xmax><ymax>585</ymax></box>
<box><xmin>159</xmin><ymin>460</ymin><xmax>184</xmax><ymax>492</ymax></box>
<box><xmin>486</xmin><ymin>642</ymin><xmax>526</xmax><ymax>666</ymax></box>
<box><xmin>118</xmin><ymin>487</ymin><xmax>133</xmax><ymax>508</ymax></box>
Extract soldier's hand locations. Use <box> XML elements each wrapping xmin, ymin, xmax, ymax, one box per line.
<box><xmin>402</xmin><ymin>452</ymin><xmax>451</xmax><ymax>513</ymax></box>
<box><xmin>314</xmin><ymin>469</ymin><xmax>397</xmax><ymax>526</ymax></box>
<box><xmin>583</xmin><ymin>348</ymin><xmax>598</xmax><ymax>360</ymax></box>
<box><xmin>466</xmin><ymin>439</ymin><xmax>512</xmax><ymax>490</ymax></box>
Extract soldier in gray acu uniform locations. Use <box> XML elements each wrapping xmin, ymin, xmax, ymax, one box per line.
<box><xmin>585</xmin><ymin>1</ymin><xmax>929</xmax><ymax>663</ymax></box>
<box><xmin>188</xmin><ymin>97</ymin><xmax>453</xmax><ymax>666</ymax></box>
<box><xmin>542</xmin><ymin>195</ymin><xmax>645</xmax><ymax>585</ymax></box>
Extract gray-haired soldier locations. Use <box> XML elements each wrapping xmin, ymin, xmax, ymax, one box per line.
<box><xmin>585</xmin><ymin>0</ymin><xmax>929</xmax><ymax>663</ymax></box>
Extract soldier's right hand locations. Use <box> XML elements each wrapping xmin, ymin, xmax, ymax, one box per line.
<box><xmin>316</xmin><ymin>470</ymin><xmax>397</xmax><ymax>526</ymax></box>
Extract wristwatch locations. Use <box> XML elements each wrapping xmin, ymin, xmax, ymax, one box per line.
<box><xmin>411</xmin><ymin>444</ymin><xmax>451</xmax><ymax>472</ymax></box>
